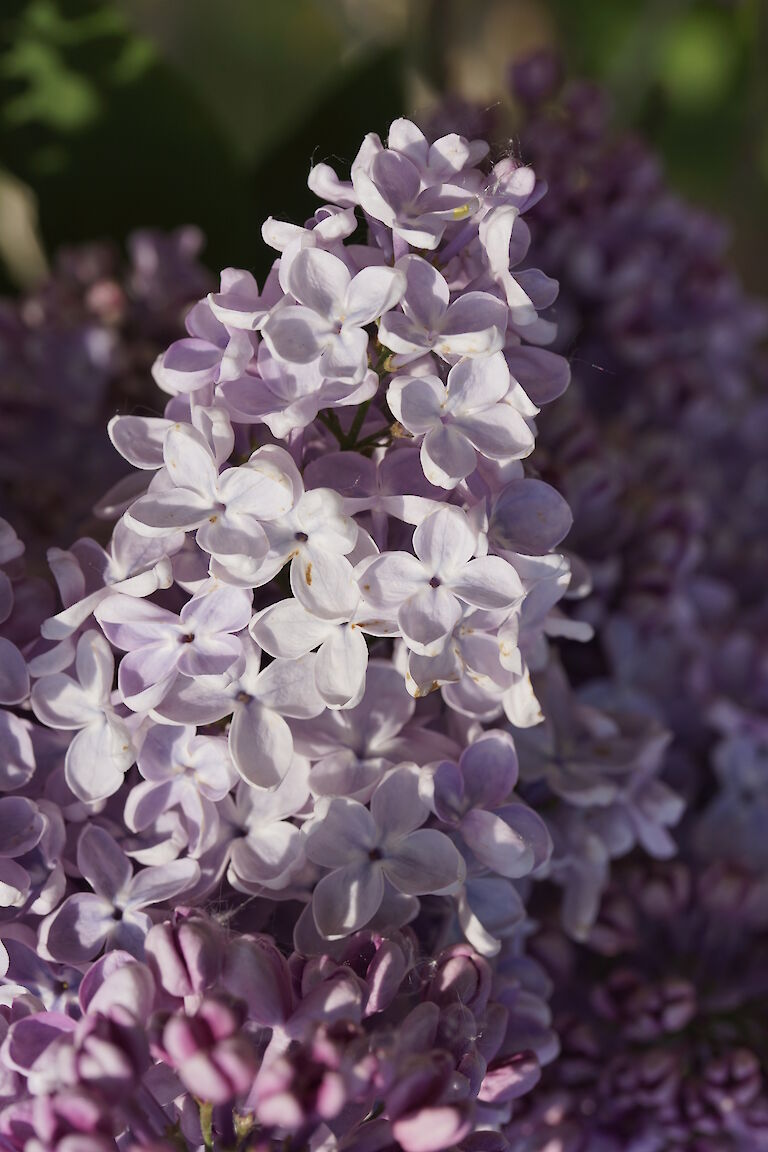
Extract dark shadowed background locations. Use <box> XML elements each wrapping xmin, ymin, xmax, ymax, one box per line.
<box><xmin>0</xmin><ymin>0</ymin><xmax>766</xmax><ymax>294</ymax></box>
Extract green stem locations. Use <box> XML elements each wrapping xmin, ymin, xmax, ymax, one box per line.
<box><xmin>340</xmin><ymin>399</ymin><xmax>372</xmax><ymax>449</ymax></box>
<box><xmin>317</xmin><ymin>409</ymin><xmax>345</xmax><ymax>444</ymax></box>
<box><xmin>199</xmin><ymin>1100</ymin><xmax>214</xmax><ymax>1151</ymax></box>
<box><xmin>354</xmin><ymin>429</ymin><xmax>392</xmax><ymax>452</ymax></box>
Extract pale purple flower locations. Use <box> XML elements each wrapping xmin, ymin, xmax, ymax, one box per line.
<box><xmin>263</xmin><ymin>247</ymin><xmax>405</xmax><ymax>382</ymax></box>
<box><xmin>351</xmin><ymin>129</ymin><xmax>480</xmax><ymax>250</ymax></box>
<box><xmin>217</xmin><ymin>342</ymin><xmax>326</xmax><ymax>438</ymax></box>
<box><xmin>227</xmin><ymin>757</ymin><xmax>309</xmax><ymax>891</ymax></box>
<box><xmin>255</xmin><ymin>486</ymin><xmax>360</xmax><ymax>617</ymax></box>
<box><xmin>385</xmin><ymin>118</ymin><xmax>489</xmax><ymax>184</ymax></box>
<box><xmin>304</xmin><ymin>446</ymin><xmax>444</xmax><ymax>540</ymax></box>
<box><xmin>291</xmin><ymin>659</ymin><xmax>457</xmax><ymax>801</ymax></box>
<box><xmin>94</xmin><ymin>582</ymin><xmax>251</xmax><ymax>711</ymax></box>
<box><xmin>30</xmin><ymin>631</ymin><xmax>136</xmax><ymax>803</ymax></box>
<box><xmin>155</xmin><ymin>638</ymin><xmax>323</xmax><ymax>789</ymax></box>
<box><xmin>250</xmin><ymin>597</ymin><xmax>370</xmax><ymax>710</ymax></box>
<box><xmin>378</xmin><ymin>255</ymin><xmax>508</xmax><ymax>362</ymax></box>
<box><xmin>360</xmin><ymin>506</ymin><xmax>523</xmax><ymax>656</ymax></box>
<box><xmin>39</xmin><ymin>825</ymin><xmax>199</xmax><ymax>963</ymax></box>
<box><xmin>125</xmin><ymin>725</ymin><xmax>235</xmax><ymax>858</ymax></box>
<box><xmin>152</xmin><ymin>299</ymin><xmax>254</xmax><ymax>396</ymax></box>
<box><xmin>478</xmin><ymin>206</ymin><xmax>543</xmax><ymax>326</ymax></box>
<box><xmin>262</xmin><ymin>205</ymin><xmax>357</xmax><ymax>262</ymax></box>
<box><xmin>388</xmin><ymin>352</ymin><xmax>534</xmax><ymax>488</ymax></box>
<box><xmin>206</xmin><ymin>266</ymin><xmax>280</xmax><ymax>331</ymax></box>
<box><xmin>304</xmin><ymin>766</ymin><xmax>465</xmax><ymax>938</ymax></box>
<box><xmin>40</xmin><ymin>521</ymin><xmax>177</xmax><ymax>643</ymax></box>
<box><xmin>125</xmin><ymin>427</ymin><xmax>299</xmax><ymax>584</ymax></box>
<box><xmin>432</xmin><ymin>730</ymin><xmax>551</xmax><ymax>878</ymax></box>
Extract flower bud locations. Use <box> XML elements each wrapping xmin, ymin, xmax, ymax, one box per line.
<box><xmin>161</xmin><ymin>995</ymin><xmax>256</xmax><ymax>1105</ymax></box>
<box><xmin>427</xmin><ymin>945</ymin><xmax>492</xmax><ymax>1015</ymax></box>
<box><xmin>145</xmin><ymin>914</ymin><xmax>223</xmax><ymax>1000</ymax></box>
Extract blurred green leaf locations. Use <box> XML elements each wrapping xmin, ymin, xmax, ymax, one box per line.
<box><xmin>659</xmin><ymin>10</ymin><xmax>738</xmax><ymax>108</ymax></box>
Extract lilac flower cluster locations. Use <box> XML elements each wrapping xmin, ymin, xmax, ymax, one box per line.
<box><xmin>0</xmin><ymin>69</ymin><xmax>765</xmax><ymax>1149</ymax></box>
<box><xmin>0</xmin><ymin>229</ymin><xmax>212</xmax><ymax>558</ymax></box>
<box><xmin>0</xmin><ymin>118</ymin><xmax>601</xmax><ymax>1149</ymax></box>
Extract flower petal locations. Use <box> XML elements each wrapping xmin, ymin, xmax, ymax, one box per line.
<box><xmin>312</xmin><ymin>860</ymin><xmax>384</xmax><ymax>939</ymax></box>
<box><xmin>397</xmin><ymin>585</ymin><xmax>462</xmax><ymax>657</ymax></box>
<box><xmin>344</xmin><ymin>266</ymin><xmax>406</xmax><ymax>327</ymax></box>
<box><xmin>384</xmin><ymin>829</ymin><xmax>464</xmax><ymax>895</ymax></box>
<box><xmin>421</xmin><ymin>424</ymin><xmax>477</xmax><ymax>488</ymax></box>
<box><xmin>448</xmin><ymin>556</ymin><xmax>523</xmax><ymax>609</ymax></box>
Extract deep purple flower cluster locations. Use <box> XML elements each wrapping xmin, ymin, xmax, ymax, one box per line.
<box><xmin>0</xmin><ymin>229</ymin><xmax>212</xmax><ymax>558</ymax></box>
<box><xmin>506</xmin><ymin>853</ymin><xmax>768</xmax><ymax>1151</ymax></box>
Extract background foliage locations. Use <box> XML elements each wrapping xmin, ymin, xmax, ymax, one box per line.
<box><xmin>0</xmin><ymin>0</ymin><xmax>765</xmax><ymax>292</ymax></box>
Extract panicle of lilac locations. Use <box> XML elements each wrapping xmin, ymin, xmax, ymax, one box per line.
<box><xmin>0</xmin><ymin>114</ymin><xmax>589</xmax><ymax>1149</ymax></box>
<box><xmin>0</xmin><ymin>116</ymin><xmax>579</xmax><ymax>952</ymax></box>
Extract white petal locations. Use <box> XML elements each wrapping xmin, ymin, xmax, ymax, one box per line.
<box><xmin>291</xmin><ymin>550</ymin><xmax>359</xmax><ymax>620</ymax></box>
<box><xmin>449</xmin><ymin>556</ymin><xmax>523</xmax><ymax>609</ymax></box>
<box><xmin>371</xmin><ymin>767</ymin><xmax>429</xmax><ymax>840</ymax></box>
<box><xmin>421</xmin><ymin>424</ymin><xmax>476</xmax><ymax>488</ymax></box>
<box><xmin>254</xmin><ymin>653</ymin><xmax>325</xmax><ymax>719</ymax></box>
<box><xmin>250</xmin><ymin>600</ymin><xmax>331</xmax><ymax>659</ymax></box>
<box><xmin>315</xmin><ymin>626</ymin><xmax>368</xmax><ymax>709</ymax></box>
<box><xmin>65</xmin><ymin>719</ymin><xmax>133</xmax><ymax>803</ymax></box>
<box><xmin>286</xmin><ymin>247</ymin><xmax>350</xmax><ymax>319</ymax></box>
<box><xmin>312</xmin><ymin>861</ymin><xmax>384</xmax><ymax>939</ymax></box>
<box><xmin>163</xmin><ymin>424</ymin><xmax>218</xmax><ymax>497</ymax></box>
<box><xmin>230</xmin><ymin>700</ymin><xmax>294</xmax><ymax>790</ymax></box>
<box><xmin>304</xmin><ymin>796</ymin><xmax>377</xmax><ymax>867</ymax></box>
<box><xmin>397</xmin><ymin>586</ymin><xmax>461</xmax><ymax>657</ymax></box>
<box><xmin>126</xmin><ymin>489</ymin><xmax>212</xmax><ymax>536</ymax></box>
<box><xmin>344</xmin><ymin>266</ymin><xmax>406</xmax><ymax>327</ymax></box>
<box><xmin>388</xmin><ymin>374</ymin><xmax>444</xmax><ymax>435</ymax></box>
<box><xmin>358</xmin><ymin>552</ymin><xmax>426</xmax><ymax>614</ymax></box>
<box><xmin>413</xmin><ymin>507</ymin><xmax>476</xmax><ymax>577</ymax></box>
<box><xmin>108</xmin><ymin>415</ymin><xmax>171</xmax><ymax>469</ymax></box>
<box><xmin>263</xmin><ymin>305</ymin><xmax>332</xmax><ymax>364</ymax></box>
<box><xmin>383</xmin><ymin>829</ymin><xmax>464</xmax><ymax>895</ymax></box>
<box><xmin>319</xmin><ymin>326</ymin><xmax>369</xmax><ymax>382</ymax></box>
<box><xmin>445</xmin><ymin>352</ymin><xmax>509</xmax><ymax>413</ymax></box>
<box><xmin>455</xmin><ymin>407</ymin><xmax>534</xmax><ymax>460</ymax></box>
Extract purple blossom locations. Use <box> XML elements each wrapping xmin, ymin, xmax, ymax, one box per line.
<box><xmin>305</xmin><ymin>767</ymin><xmax>465</xmax><ymax>938</ymax></box>
<box><xmin>39</xmin><ymin>826</ymin><xmax>199</xmax><ymax>962</ymax></box>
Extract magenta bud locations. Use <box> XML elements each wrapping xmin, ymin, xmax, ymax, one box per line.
<box><xmin>145</xmin><ymin>915</ymin><xmax>223</xmax><ymax>999</ymax></box>
<box><xmin>162</xmin><ymin>995</ymin><xmax>255</xmax><ymax>1105</ymax></box>
<box><xmin>478</xmin><ymin>1050</ymin><xmax>541</xmax><ymax>1103</ymax></box>
<box><xmin>427</xmin><ymin>945</ymin><xmax>492</xmax><ymax>1015</ymax></box>
<box><xmin>221</xmin><ymin>935</ymin><xmax>293</xmax><ymax>1027</ymax></box>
